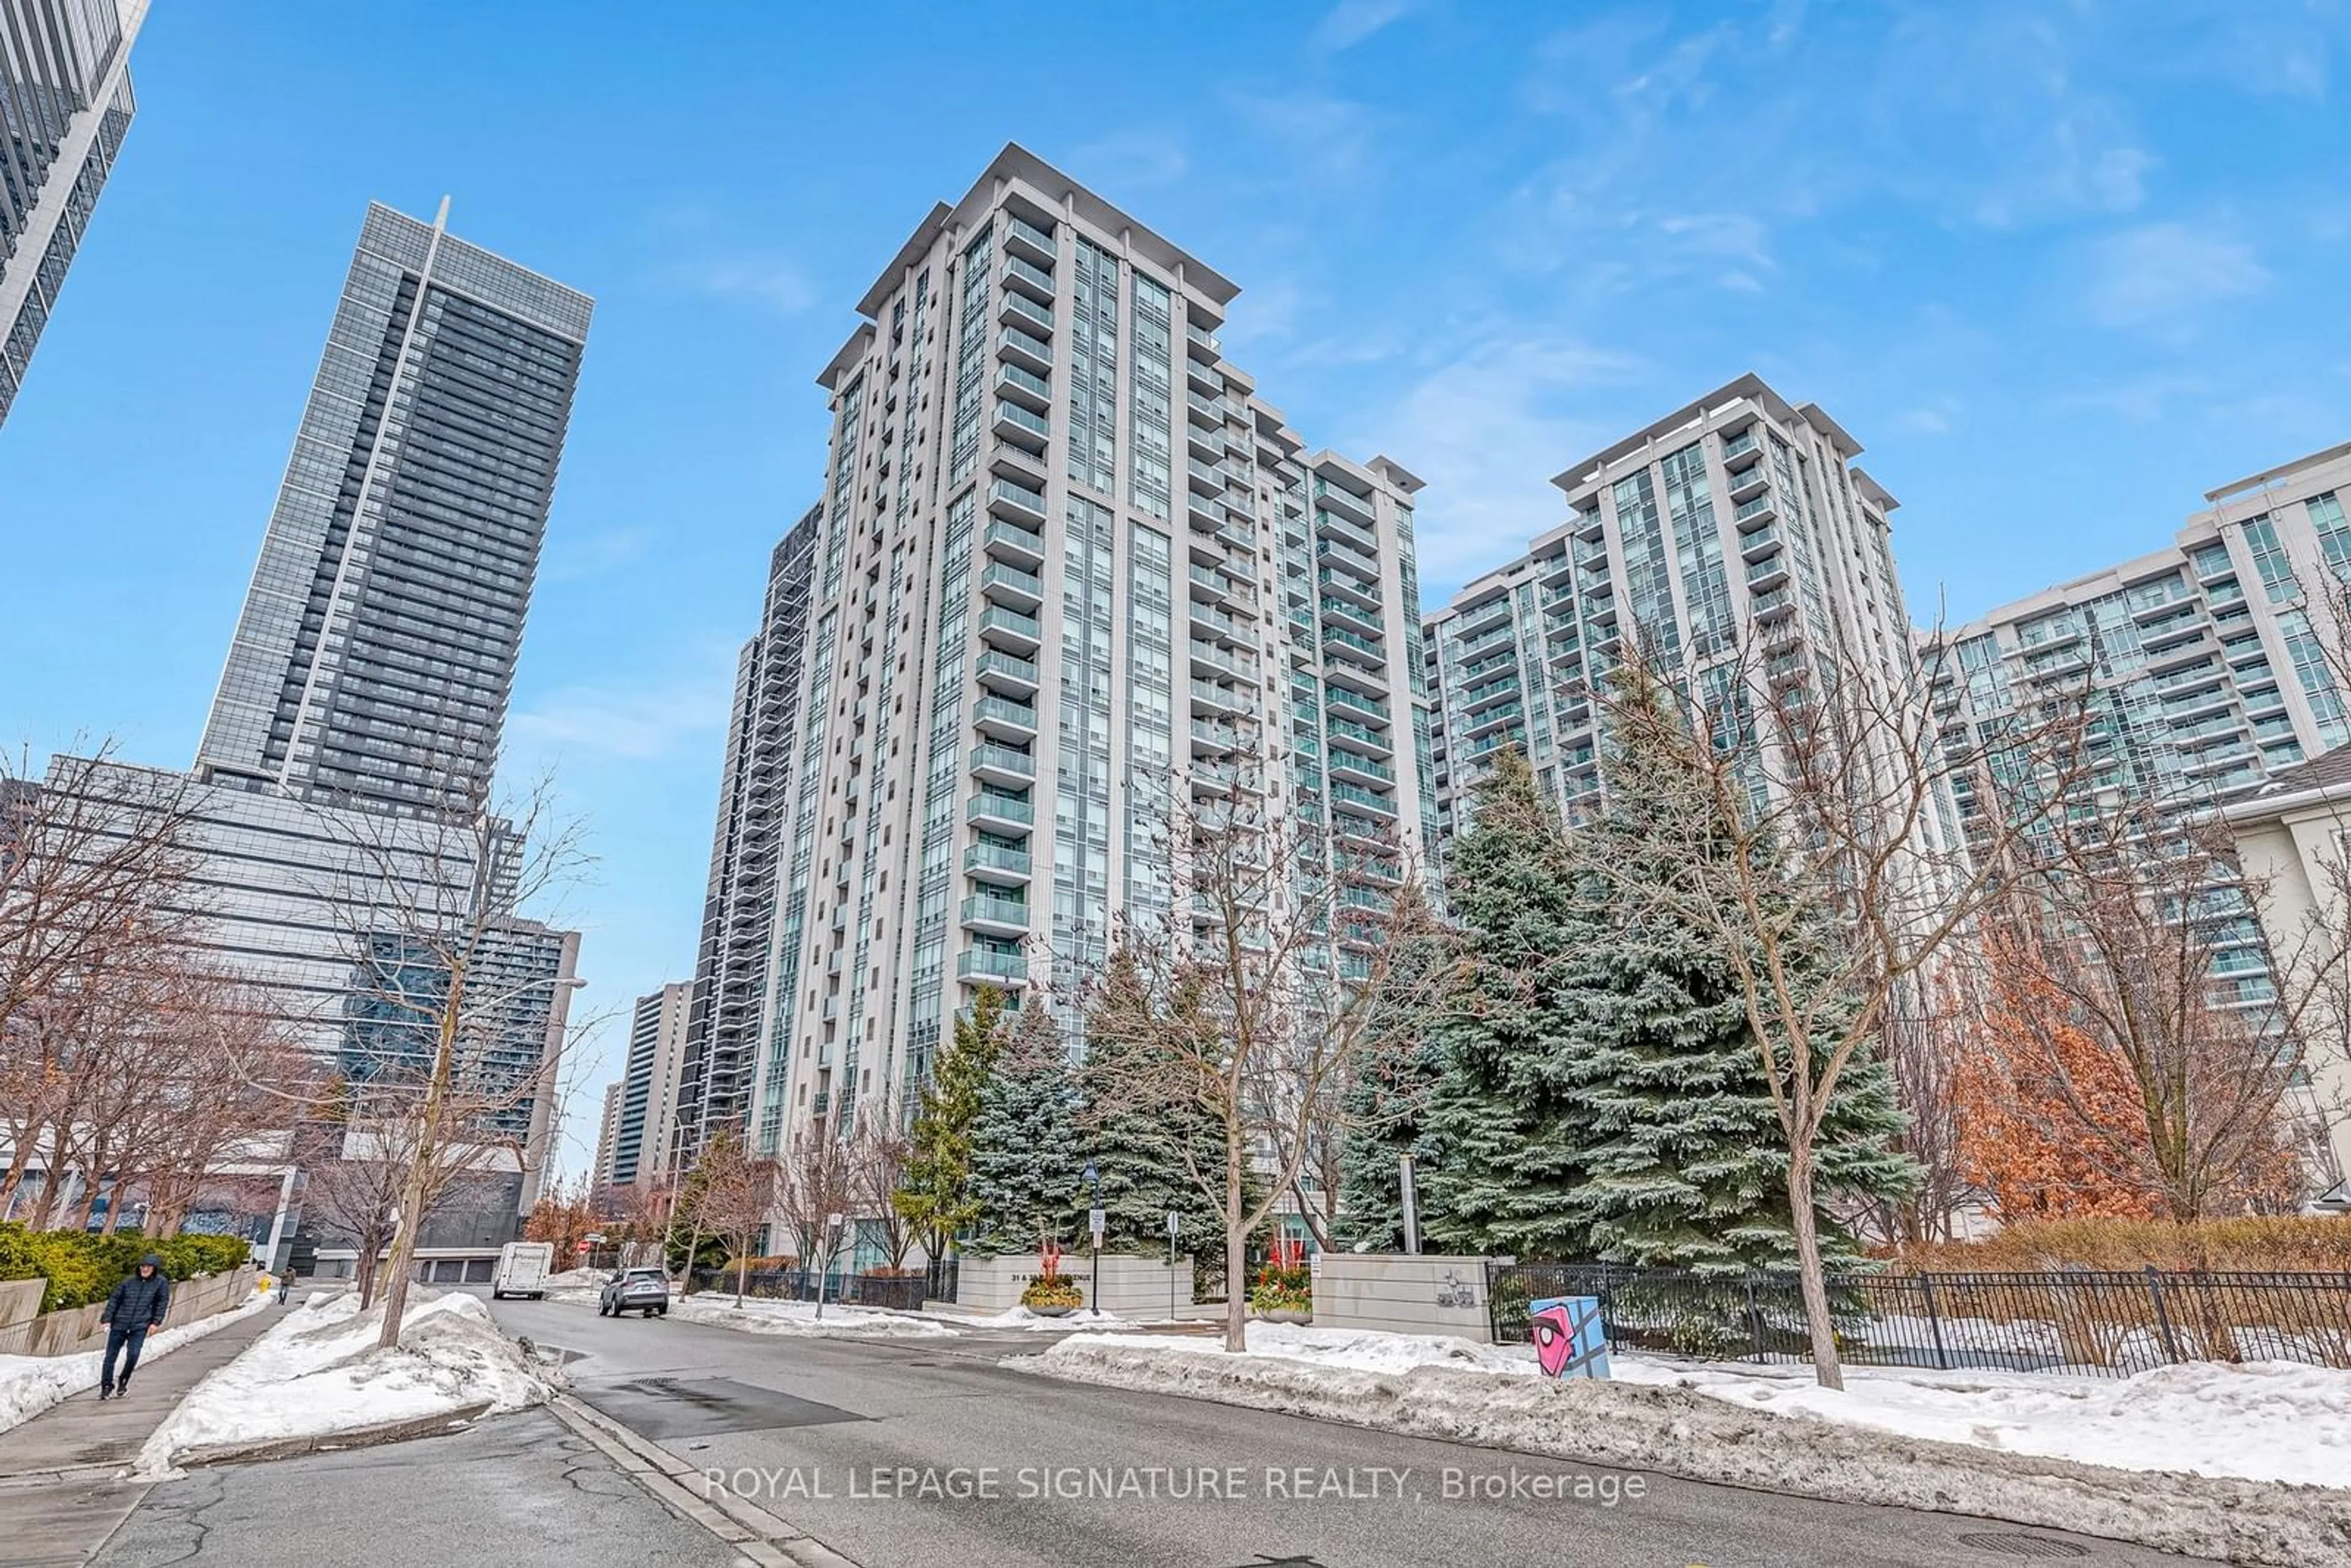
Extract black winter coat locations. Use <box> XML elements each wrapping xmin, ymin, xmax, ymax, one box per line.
<box><xmin>102</xmin><ymin>1267</ymin><xmax>171</xmax><ymax>1329</ymax></box>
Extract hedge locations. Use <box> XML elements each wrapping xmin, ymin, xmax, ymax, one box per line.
<box><xmin>0</xmin><ymin>1225</ymin><xmax>252</xmax><ymax>1314</ymax></box>
<box><xmin>1894</xmin><ymin>1216</ymin><xmax>2351</xmax><ymax>1275</ymax></box>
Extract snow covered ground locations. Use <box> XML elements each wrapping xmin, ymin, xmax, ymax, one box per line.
<box><xmin>960</xmin><ymin>1305</ymin><xmax>1133</xmax><ymax>1332</ymax></box>
<box><xmin>667</xmin><ymin>1292</ymin><xmax>958</xmax><ymax>1339</ymax></box>
<box><xmin>1026</xmin><ymin>1329</ymin><xmax>2351</xmax><ymax>1566</ymax></box>
<box><xmin>1036</xmin><ymin>1320</ymin><xmax>2349</xmax><ymax>1488</ymax></box>
<box><xmin>0</xmin><ymin>1292</ymin><xmax>271</xmax><ymax>1436</ymax></box>
<box><xmin>132</xmin><ymin>1289</ymin><xmax>547</xmax><ymax>1476</ymax></box>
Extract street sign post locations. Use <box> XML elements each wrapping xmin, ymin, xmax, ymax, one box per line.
<box><xmin>816</xmin><ymin>1212</ymin><xmax>844</xmax><ymax>1319</ymax></box>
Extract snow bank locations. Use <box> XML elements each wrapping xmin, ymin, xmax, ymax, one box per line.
<box><xmin>1025</xmin><ymin>1337</ymin><xmax>2351</xmax><ymax>1567</ymax></box>
<box><xmin>1605</xmin><ymin>1354</ymin><xmax>2351</xmax><ymax>1490</ymax></box>
<box><xmin>0</xmin><ymin>1293</ymin><xmax>271</xmax><ymax>1436</ymax></box>
<box><xmin>133</xmin><ymin>1289</ymin><xmax>547</xmax><ymax>1476</ymax></box>
<box><xmin>1051</xmin><ymin>1321</ymin><xmax>2350</xmax><ymax>1489</ymax></box>
<box><xmin>670</xmin><ymin>1292</ymin><xmax>957</xmax><ymax>1339</ymax></box>
<box><xmin>965</xmin><ymin>1305</ymin><xmax>1134</xmax><ymax>1332</ymax></box>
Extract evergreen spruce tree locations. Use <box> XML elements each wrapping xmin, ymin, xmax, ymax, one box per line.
<box><xmin>891</xmin><ymin>986</ymin><xmax>1010</xmax><ymax>1265</ymax></box>
<box><xmin>1333</xmin><ymin>882</ymin><xmax>1452</xmax><ymax>1251</ymax></box>
<box><xmin>1417</xmin><ymin>748</ymin><xmax>1599</xmax><ymax>1260</ymax></box>
<box><xmin>1079</xmin><ymin>950</ymin><xmax>1235</xmax><ymax>1256</ymax></box>
<box><xmin>1567</xmin><ymin>666</ymin><xmax>1917</xmax><ymax>1274</ymax></box>
<box><xmin>968</xmin><ymin>1004</ymin><xmax>1086</xmax><ymax>1253</ymax></box>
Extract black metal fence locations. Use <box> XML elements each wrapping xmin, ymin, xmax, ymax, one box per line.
<box><xmin>1487</xmin><ymin>1262</ymin><xmax>2351</xmax><ymax>1378</ymax></box>
<box><xmin>924</xmin><ymin>1256</ymin><xmax>959</xmax><ymax>1305</ymax></box>
<box><xmin>688</xmin><ymin>1268</ymin><xmax>929</xmax><ymax>1313</ymax></box>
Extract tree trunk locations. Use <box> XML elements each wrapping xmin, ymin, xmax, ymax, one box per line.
<box><xmin>376</xmin><ymin>966</ymin><xmax>465</xmax><ymax>1351</ymax></box>
<box><xmin>356</xmin><ymin>1230</ymin><xmax>381</xmax><ymax>1311</ymax></box>
<box><xmin>1223</xmin><ymin>1120</ymin><xmax>1247</xmax><ymax>1354</ymax></box>
<box><xmin>735</xmin><ymin>1250</ymin><xmax>748</xmax><ymax>1307</ymax></box>
<box><xmin>1787</xmin><ymin>1146</ymin><xmax>1845</xmax><ymax>1390</ymax></box>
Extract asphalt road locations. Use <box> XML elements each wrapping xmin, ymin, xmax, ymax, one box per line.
<box><xmin>488</xmin><ymin>1293</ymin><xmax>2209</xmax><ymax>1568</ymax></box>
<box><xmin>91</xmin><ymin>1408</ymin><xmax>730</xmax><ymax>1568</ymax></box>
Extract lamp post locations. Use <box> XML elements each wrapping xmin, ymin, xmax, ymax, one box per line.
<box><xmin>1083</xmin><ymin>1157</ymin><xmax>1103</xmax><ymax>1318</ymax></box>
<box><xmin>1398</xmin><ymin>1153</ymin><xmax>1420</xmax><ymax>1256</ymax></box>
<box><xmin>814</xmin><ymin>1212</ymin><xmax>843</xmax><ymax>1319</ymax></box>
<box><xmin>1165</xmin><ymin>1209</ymin><xmax>1180</xmax><ymax>1323</ymax></box>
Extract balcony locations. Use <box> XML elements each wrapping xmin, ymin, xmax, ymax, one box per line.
<box><xmin>1316</xmin><ymin>565</ymin><xmax>1380</xmax><ymax>611</ymax></box>
<box><xmin>999</xmin><ymin>292</ymin><xmax>1054</xmax><ymax>336</ymax></box>
<box><xmin>964</xmin><ymin>840</ymin><xmax>1032</xmax><ymax>884</ymax></box>
<box><xmin>1322</xmin><ymin>624</ymin><xmax>1387</xmax><ymax>669</ymax></box>
<box><xmin>978</xmin><ymin>606</ymin><xmax>1043</xmax><ymax>655</ymax></box>
<box><xmin>1217</xmin><ymin>519</ymin><xmax>1256</xmax><ymax>556</ymax></box>
<box><xmin>996</xmin><ymin>360</ymin><xmax>1052</xmax><ymax>411</ymax></box>
<box><xmin>1002</xmin><ymin>254</ymin><xmax>1056</xmax><ymax>303</ymax></box>
<box><xmin>974</xmin><ymin>694</ymin><xmax>1040</xmax><ymax>741</ymax></box>
<box><xmin>967</xmin><ymin>789</ymin><xmax>1035</xmax><ymax>833</ymax></box>
<box><xmin>1189</xmin><ymin>563</ymin><xmax>1239</xmax><ymax>604</ymax></box>
<box><xmin>960</xmin><ymin>891</ymin><xmax>1033</xmax><ymax>937</ymax></box>
<box><xmin>1749</xmin><ymin>587</ymin><xmax>1796</xmax><ymax>623</ymax></box>
<box><xmin>1187</xmin><ymin>456</ymin><xmax>1228</xmax><ymax>495</ymax></box>
<box><xmin>997</xmin><ymin>324</ymin><xmax>1052</xmax><ymax>375</ymax></box>
<box><xmin>1315</xmin><ymin>508</ymin><xmax>1380</xmax><ymax>557</ymax></box>
<box><xmin>1187</xmin><ymin>354</ymin><xmax>1223</xmax><ymax>395</ymax></box>
<box><xmin>1329</xmin><ymin>749</ymin><xmax>1396</xmax><ymax>787</ymax></box>
<box><xmin>1186</xmin><ymin>389</ymin><xmax>1224</xmax><ymax>429</ymax></box>
<box><xmin>1189</xmin><ymin>639</ymin><xmax>1258</xmax><ymax>681</ymax></box>
<box><xmin>1719</xmin><ymin>430</ymin><xmax>1758</xmax><ymax>461</ymax></box>
<box><xmin>1186</xmin><ymin>318</ymin><xmax>1220</xmax><ymax>361</ymax></box>
<box><xmin>969</xmin><ymin>740</ymin><xmax>1035</xmax><ymax>787</ymax></box>
<box><xmin>994</xmin><ymin>399</ymin><xmax>1051</xmax><ymax>452</ymax></box>
<box><xmin>986</xmin><ymin>478</ymin><xmax>1048</xmax><ymax>528</ymax></box>
<box><xmin>1726</xmin><ymin>462</ymin><xmax>1769</xmax><ymax>503</ymax></box>
<box><xmin>1190</xmin><ymin>601</ymin><xmax>1246</xmax><ymax>644</ymax></box>
<box><xmin>1186</xmin><ymin>491</ymin><xmax>1224</xmax><ymax>533</ymax></box>
<box><xmin>1745</xmin><ymin>553</ymin><xmax>1790</xmax><ymax>591</ymax></box>
<box><xmin>1324</xmin><ymin>686</ymin><xmax>1389</xmax><ymax>724</ymax></box>
<box><xmin>980</xmin><ymin>560</ymin><xmax>1044</xmax><ymax>611</ymax></box>
<box><xmin>1733</xmin><ymin>492</ymin><xmax>1779</xmax><ymax>532</ymax></box>
<box><xmin>1326</xmin><ymin>715</ymin><xmax>1393</xmax><ymax>758</ymax></box>
<box><xmin>1312</xmin><ymin>477</ymin><xmax>1376</xmax><ymax>527</ymax></box>
<box><xmin>1190</xmin><ymin>761</ymin><xmax>1266</xmax><ymax>797</ymax></box>
<box><xmin>1004</xmin><ymin>212</ymin><xmax>1056</xmax><ymax>264</ymax></box>
<box><xmin>1739</xmin><ymin>525</ymin><xmax>1782</xmax><ymax>562</ymax></box>
<box><xmin>976</xmin><ymin>649</ymin><xmax>1041</xmax><ymax>697</ymax></box>
<box><xmin>957</xmin><ymin>945</ymin><xmax>1030</xmax><ymax>987</ymax></box>
<box><xmin>1190</xmin><ymin>719</ymin><xmax>1242</xmax><ymax>755</ymax></box>
<box><xmin>1463</xmin><ymin>673</ymin><xmax>1521</xmax><ymax>713</ymax></box>
<box><xmin>1190</xmin><ymin>678</ymin><xmax>1248</xmax><ymax>716</ymax></box>
<box><xmin>1316</xmin><ymin>542</ymin><xmax>1380</xmax><ymax>590</ymax></box>
<box><xmin>1466</xmin><ymin>699</ymin><xmax>1524</xmax><ymax>738</ymax></box>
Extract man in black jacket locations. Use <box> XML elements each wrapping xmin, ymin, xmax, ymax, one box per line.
<box><xmin>98</xmin><ymin>1253</ymin><xmax>170</xmax><ymax>1400</ymax></box>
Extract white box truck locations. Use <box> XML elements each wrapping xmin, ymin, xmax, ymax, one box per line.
<box><xmin>491</xmin><ymin>1240</ymin><xmax>554</xmax><ymax>1300</ymax></box>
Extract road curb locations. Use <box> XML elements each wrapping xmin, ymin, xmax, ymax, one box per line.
<box><xmin>543</xmin><ymin>1392</ymin><xmax>862</xmax><ymax>1568</ymax></box>
<box><xmin>170</xmin><ymin>1401</ymin><xmax>497</xmax><ymax>1468</ymax></box>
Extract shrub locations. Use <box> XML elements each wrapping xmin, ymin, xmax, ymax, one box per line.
<box><xmin>0</xmin><ymin>1225</ymin><xmax>254</xmax><ymax>1313</ymax></box>
<box><xmin>1247</xmin><ymin>1261</ymin><xmax>1311</xmax><ymax>1316</ymax></box>
<box><xmin>1894</xmin><ymin>1216</ymin><xmax>2351</xmax><ymax>1275</ymax></box>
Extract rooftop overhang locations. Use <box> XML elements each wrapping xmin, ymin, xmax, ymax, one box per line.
<box><xmin>1549</xmin><ymin>371</ymin><xmax>1800</xmax><ymax>492</ymax></box>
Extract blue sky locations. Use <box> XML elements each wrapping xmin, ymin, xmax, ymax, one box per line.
<box><xmin>6</xmin><ymin>2</ymin><xmax>2347</xmax><ymax>1170</ymax></box>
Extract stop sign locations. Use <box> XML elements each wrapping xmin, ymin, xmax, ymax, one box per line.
<box><xmin>576</xmin><ymin>1240</ymin><xmax>591</xmax><ymax>1253</ymax></box>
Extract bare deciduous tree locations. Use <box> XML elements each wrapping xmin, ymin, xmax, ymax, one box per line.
<box><xmin>773</xmin><ymin>1116</ymin><xmax>855</xmax><ymax>1292</ymax></box>
<box><xmin>1591</xmin><ymin>620</ymin><xmax>2092</xmax><ymax>1388</ymax></box>
<box><xmin>849</xmin><ymin>1111</ymin><xmax>916</xmax><ymax>1272</ymax></box>
<box><xmin>1084</xmin><ymin>732</ymin><xmax>1450</xmax><ymax>1352</ymax></box>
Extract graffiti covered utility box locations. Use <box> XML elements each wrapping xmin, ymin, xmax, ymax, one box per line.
<box><xmin>1529</xmin><ymin>1295</ymin><xmax>1610</xmax><ymax>1379</ymax></box>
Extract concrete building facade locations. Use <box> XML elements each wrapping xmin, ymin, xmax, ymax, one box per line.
<box><xmin>673</xmin><ymin>510</ymin><xmax>819</xmax><ymax>1163</ymax></box>
<box><xmin>591</xmin><ymin>1081</ymin><xmax>624</xmax><ymax>1190</ymax></box>
<box><xmin>742</xmin><ymin>145</ymin><xmax>1433</xmax><ymax>1157</ymax></box>
<box><xmin>0</xmin><ymin>0</ymin><xmax>142</xmax><ymax>427</ymax></box>
<box><xmin>613</xmin><ymin>982</ymin><xmax>690</xmax><ymax>1188</ymax></box>
<box><xmin>1423</xmin><ymin>374</ymin><xmax>1922</xmax><ymax>846</ymax></box>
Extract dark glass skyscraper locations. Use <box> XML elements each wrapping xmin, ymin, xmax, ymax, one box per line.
<box><xmin>197</xmin><ymin>201</ymin><xmax>592</xmax><ymax>815</ymax></box>
<box><xmin>0</xmin><ymin>0</ymin><xmax>141</xmax><ymax>428</ymax></box>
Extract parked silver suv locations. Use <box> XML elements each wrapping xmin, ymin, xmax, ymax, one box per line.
<box><xmin>598</xmin><ymin>1266</ymin><xmax>670</xmax><ymax>1318</ymax></box>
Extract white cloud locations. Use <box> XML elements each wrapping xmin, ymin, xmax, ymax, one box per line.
<box><xmin>2055</xmin><ymin>373</ymin><xmax>2212</xmax><ymax>424</ymax></box>
<box><xmin>1350</xmin><ymin>336</ymin><xmax>1648</xmax><ymax>599</ymax></box>
<box><xmin>1312</xmin><ymin>0</ymin><xmax>1417</xmax><ymax>51</ymax></box>
<box><xmin>668</xmin><ymin>253</ymin><xmax>814</xmax><ymax>314</ymax></box>
<box><xmin>509</xmin><ymin>661</ymin><xmax>737</xmax><ymax>762</ymax></box>
<box><xmin>1892</xmin><ymin>400</ymin><xmax>1962</xmax><ymax>435</ymax></box>
<box><xmin>1069</xmin><ymin>129</ymin><xmax>1189</xmax><ymax>192</ymax></box>
<box><xmin>2085</xmin><ymin>223</ymin><xmax>2269</xmax><ymax>327</ymax></box>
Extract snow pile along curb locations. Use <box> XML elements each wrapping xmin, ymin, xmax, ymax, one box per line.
<box><xmin>133</xmin><ymin>1289</ymin><xmax>547</xmax><ymax>1476</ymax></box>
<box><xmin>669</xmin><ymin>1293</ymin><xmax>958</xmax><ymax>1339</ymax></box>
<box><xmin>1022</xmin><ymin>1338</ymin><xmax>2351</xmax><ymax>1567</ymax></box>
<box><xmin>0</xmin><ymin>1291</ymin><xmax>271</xmax><ymax>1435</ymax></box>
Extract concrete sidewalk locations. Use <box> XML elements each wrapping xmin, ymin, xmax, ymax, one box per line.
<box><xmin>0</xmin><ymin>1300</ymin><xmax>282</xmax><ymax>1567</ymax></box>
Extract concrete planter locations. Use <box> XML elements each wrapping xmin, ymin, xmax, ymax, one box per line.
<box><xmin>958</xmin><ymin>1253</ymin><xmax>1217</xmax><ymax>1319</ymax></box>
<box><xmin>1309</xmin><ymin>1253</ymin><xmax>1497</xmax><ymax>1343</ymax></box>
